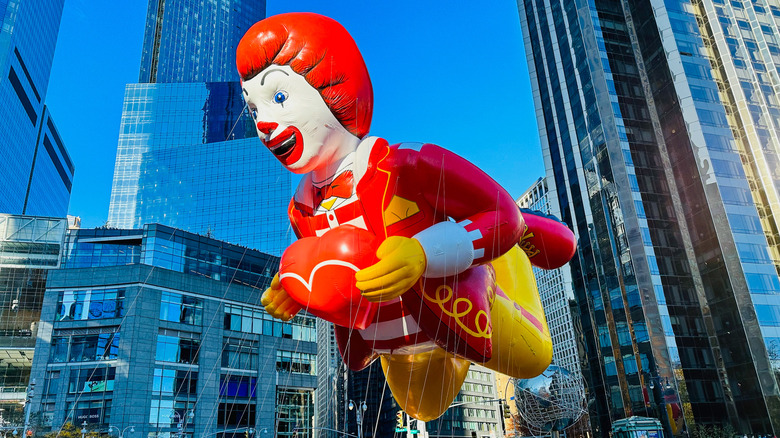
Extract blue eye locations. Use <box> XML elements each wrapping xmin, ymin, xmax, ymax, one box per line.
<box><xmin>251</xmin><ymin>108</ymin><xmax>258</xmax><ymax>119</ymax></box>
<box><xmin>274</xmin><ymin>91</ymin><xmax>288</xmax><ymax>104</ymax></box>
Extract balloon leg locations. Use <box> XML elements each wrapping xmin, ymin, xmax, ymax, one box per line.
<box><xmin>380</xmin><ymin>347</ymin><xmax>470</xmax><ymax>421</ymax></box>
<box><xmin>481</xmin><ymin>245</ymin><xmax>553</xmax><ymax>378</ymax></box>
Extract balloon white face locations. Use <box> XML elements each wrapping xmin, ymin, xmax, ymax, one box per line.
<box><xmin>242</xmin><ymin>64</ymin><xmax>360</xmax><ymax>174</ymax></box>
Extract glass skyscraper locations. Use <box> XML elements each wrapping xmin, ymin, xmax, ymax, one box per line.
<box><xmin>107</xmin><ymin>0</ymin><xmax>290</xmax><ymax>256</ymax></box>
<box><xmin>518</xmin><ymin>0</ymin><xmax>780</xmax><ymax>434</ymax></box>
<box><xmin>0</xmin><ymin>0</ymin><xmax>74</xmax><ymax>217</ymax></box>
<box><xmin>0</xmin><ymin>215</ymin><xmax>67</xmax><ymax>425</ymax></box>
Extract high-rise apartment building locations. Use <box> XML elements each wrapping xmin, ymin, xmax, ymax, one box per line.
<box><xmin>0</xmin><ymin>0</ymin><xmax>74</xmax><ymax>217</ymax></box>
<box><xmin>28</xmin><ymin>224</ymin><xmax>317</xmax><ymax>437</ymax></box>
<box><xmin>107</xmin><ymin>0</ymin><xmax>290</xmax><ymax>255</ymax></box>
<box><xmin>0</xmin><ymin>215</ymin><xmax>67</xmax><ymax>425</ymax></box>
<box><xmin>518</xmin><ymin>0</ymin><xmax>780</xmax><ymax>434</ymax></box>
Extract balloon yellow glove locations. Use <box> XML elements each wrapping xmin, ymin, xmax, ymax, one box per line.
<box><xmin>261</xmin><ymin>273</ymin><xmax>302</xmax><ymax>321</ymax></box>
<box><xmin>355</xmin><ymin>236</ymin><xmax>427</xmax><ymax>303</ymax></box>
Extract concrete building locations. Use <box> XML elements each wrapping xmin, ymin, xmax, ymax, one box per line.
<box><xmin>517</xmin><ymin>178</ymin><xmax>582</xmax><ymax>376</ymax></box>
<box><xmin>518</xmin><ymin>0</ymin><xmax>780</xmax><ymax>433</ymax></box>
<box><xmin>28</xmin><ymin>224</ymin><xmax>317</xmax><ymax>437</ymax></box>
<box><xmin>426</xmin><ymin>365</ymin><xmax>503</xmax><ymax>438</ymax></box>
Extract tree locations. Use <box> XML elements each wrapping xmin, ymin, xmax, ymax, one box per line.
<box><xmin>690</xmin><ymin>423</ymin><xmax>737</xmax><ymax>438</ymax></box>
<box><xmin>40</xmin><ymin>422</ymin><xmax>100</xmax><ymax>438</ymax></box>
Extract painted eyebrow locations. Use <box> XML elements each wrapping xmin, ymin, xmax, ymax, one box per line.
<box><xmin>261</xmin><ymin>68</ymin><xmax>289</xmax><ymax>86</ymax></box>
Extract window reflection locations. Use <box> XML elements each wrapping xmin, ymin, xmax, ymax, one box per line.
<box><xmin>50</xmin><ymin>332</ymin><xmax>121</xmax><ymax>363</ymax></box>
<box><xmin>159</xmin><ymin>292</ymin><xmax>203</xmax><ymax>325</ymax></box>
<box><xmin>56</xmin><ymin>289</ymin><xmax>125</xmax><ymax>321</ymax></box>
<box><xmin>68</xmin><ymin>367</ymin><xmax>115</xmax><ymax>393</ymax></box>
<box><xmin>155</xmin><ymin>334</ymin><xmax>200</xmax><ymax>364</ymax></box>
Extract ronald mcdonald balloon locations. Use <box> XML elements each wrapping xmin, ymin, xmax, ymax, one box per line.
<box><xmin>236</xmin><ymin>12</ymin><xmax>577</xmax><ymax>421</ymax></box>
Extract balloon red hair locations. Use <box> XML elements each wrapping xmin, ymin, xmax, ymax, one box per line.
<box><xmin>236</xmin><ymin>12</ymin><xmax>374</xmax><ymax>139</ymax></box>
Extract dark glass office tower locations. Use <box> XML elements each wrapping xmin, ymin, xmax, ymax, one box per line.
<box><xmin>0</xmin><ymin>0</ymin><xmax>74</xmax><ymax>217</ymax></box>
<box><xmin>107</xmin><ymin>0</ymin><xmax>290</xmax><ymax>255</ymax></box>
<box><xmin>518</xmin><ymin>0</ymin><xmax>780</xmax><ymax>434</ymax></box>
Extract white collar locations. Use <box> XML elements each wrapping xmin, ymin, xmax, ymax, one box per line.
<box><xmin>293</xmin><ymin>136</ymin><xmax>380</xmax><ymax>208</ymax></box>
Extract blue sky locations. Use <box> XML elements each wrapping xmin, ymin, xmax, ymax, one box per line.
<box><xmin>46</xmin><ymin>0</ymin><xmax>543</xmax><ymax>228</ymax></box>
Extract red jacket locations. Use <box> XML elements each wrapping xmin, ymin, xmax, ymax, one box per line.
<box><xmin>287</xmin><ymin>138</ymin><xmax>524</xmax><ymax>369</ymax></box>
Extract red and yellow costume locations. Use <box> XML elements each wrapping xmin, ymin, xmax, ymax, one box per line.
<box><xmin>235</xmin><ymin>12</ymin><xmax>577</xmax><ymax>420</ymax></box>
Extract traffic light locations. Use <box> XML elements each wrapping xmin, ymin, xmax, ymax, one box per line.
<box><xmin>503</xmin><ymin>403</ymin><xmax>511</xmax><ymax>418</ymax></box>
<box><xmin>245</xmin><ymin>432</ymin><xmax>249</xmax><ymax>438</ymax></box>
<box><xmin>395</xmin><ymin>410</ymin><xmax>407</xmax><ymax>432</ymax></box>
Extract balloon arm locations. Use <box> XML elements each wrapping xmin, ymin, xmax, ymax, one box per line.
<box><xmin>413</xmin><ymin>221</ymin><xmax>473</xmax><ymax>278</ymax></box>
<box><xmin>261</xmin><ymin>273</ymin><xmax>302</xmax><ymax>321</ymax></box>
<box><xmin>414</xmin><ymin>144</ymin><xmax>524</xmax><ymax>264</ymax></box>
<box><xmin>355</xmin><ymin>236</ymin><xmax>426</xmax><ymax>302</ymax></box>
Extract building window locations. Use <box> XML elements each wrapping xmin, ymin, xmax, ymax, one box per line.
<box><xmin>149</xmin><ymin>399</ymin><xmax>195</xmax><ymax>428</ymax></box>
<box><xmin>224</xmin><ymin>304</ymin><xmax>316</xmax><ymax>341</ymax></box>
<box><xmin>152</xmin><ymin>368</ymin><xmax>198</xmax><ymax>396</ymax></box>
<box><xmin>276</xmin><ymin>350</ymin><xmax>317</xmax><ymax>375</ymax></box>
<box><xmin>159</xmin><ymin>292</ymin><xmax>203</xmax><ymax>325</ymax></box>
<box><xmin>218</xmin><ymin>402</ymin><xmax>256</xmax><ymax>427</ymax></box>
<box><xmin>56</xmin><ymin>289</ymin><xmax>125</xmax><ymax>321</ymax></box>
<box><xmin>219</xmin><ymin>375</ymin><xmax>257</xmax><ymax>398</ymax></box>
<box><xmin>68</xmin><ymin>367</ymin><xmax>116</xmax><ymax>393</ymax></box>
<box><xmin>222</xmin><ymin>339</ymin><xmax>258</xmax><ymax>369</ymax></box>
<box><xmin>276</xmin><ymin>388</ymin><xmax>313</xmax><ymax>438</ymax></box>
<box><xmin>155</xmin><ymin>334</ymin><xmax>200</xmax><ymax>364</ymax></box>
<box><xmin>44</xmin><ymin>370</ymin><xmax>60</xmax><ymax>395</ymax></box>
<box><xmin>65</xmin><ymin>400</ymin><xmax>112</xmax><ymax>426</ymax></box>
<box><xmin>50</xmin><ymin>332</ymin><xmax>120</xmax><ymax>363</ymax></box>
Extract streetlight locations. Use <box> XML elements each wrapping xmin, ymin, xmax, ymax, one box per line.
<box><xmin>348</xmin><ymin>400</ymin><xmax>367</xmax><ymax>438</ymax></box>
<box><xmin>644</xmin><ymin>372</ymin><xmax>674</xmax><ymax>437</ymax></box>
<box><xmin>108</xmin><ymin>425</ymin><xmax>136</xmax><ymax>437</ymax></box>
<box><xmin>81</xmin><ymin>421</ymin><xmax>88</xmax><ymax>438</ymax></box>
<box><xmin>170</xmin><ymin>409</ymin><xmax>194</xmax><ymax>437</ymax></box>
<box><xmin>21</xmin><ymin>379</ymin><xmax>35</xmax><ymax>438</ymax></box>
<box><xmin>202</xmin><ymin>428</ymin><xmax>258</xmax><ymax>438</ymax></box>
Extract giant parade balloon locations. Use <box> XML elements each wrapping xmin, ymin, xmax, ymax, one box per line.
<box><xmin>236</xmin><ymin>12</ymin><xmax>578</xmax><ymax>421</ymax></box>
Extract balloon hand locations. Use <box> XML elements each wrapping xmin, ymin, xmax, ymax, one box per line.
<box><xmin>355</xmin><ymin>236</ymin><xmax>426</xmax><ymax>303</ymax></box>
<box><xmin>261</xmin><ymin>273</ymin><xmax>302</xmax><ymax>321</ymax></box>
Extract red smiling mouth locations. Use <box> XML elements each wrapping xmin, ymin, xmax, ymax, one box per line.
<box><xmin>257</xmin><ymin>122</ymin><xmax>304</xmax><ymax>166</ymax></box>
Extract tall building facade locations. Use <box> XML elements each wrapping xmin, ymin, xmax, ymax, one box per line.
<box><xmin>107</xmin><ymin>0</ymin><xmax>290</xmax><ymax>256</ymax></box>
<box><xmin>0</xmin><ymin>0</ymin><xmax>74</xmax><ymax>217</ymax></box>
<box><xmin>0</xmin><ymin>215</ymin><xmax>67</xmax><ymax>425</ymax></box>
<box><xmin>518</xmin><ymin>0</ymin><xmax>780</xmax><ymax>434</ymax></box>
<box><xmin>28</xmin><ymin>224</ymin><xmax>317</xmax><ymax>437</ymax></box>
<box><xmin>517</xmin><ymin>178</ymin><xmax>582</xmax><ymax>375</ymax></box>
<box><xmin>516</xmin><ymin>178</ymin><xmax>590</xmax><ymax>436</ymax></box>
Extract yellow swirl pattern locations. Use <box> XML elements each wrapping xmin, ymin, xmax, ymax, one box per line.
<box><xmin>421</xmin><ymin>283</ymin><xmax>492</xmax><ymax>339</ymax></box>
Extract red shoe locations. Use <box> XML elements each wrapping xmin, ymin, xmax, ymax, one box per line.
<box><xmin>519</xmin><ymin>208</ymin><xmax>577</xmax><ymax>270</ymax></box>
<box><xmin>402</xmin><ymin>265</ymin><xmax>496</xmax><ymax>363</ymax></box>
